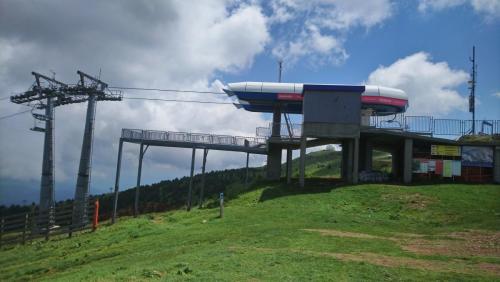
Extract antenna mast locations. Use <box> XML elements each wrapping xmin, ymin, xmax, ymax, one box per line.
<box><xmin>468</xmin><ymin>46</ymin><xmax>477</xmax><ymax>134</ymax></box>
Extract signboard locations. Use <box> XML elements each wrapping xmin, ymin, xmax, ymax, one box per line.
<box><xmin>431</xmin><ymin>145</ymin><xmax>461</xmax><ymax>156</ymax></box>
<box><xmin>462</xmin><ymin>146</ymin><xmax>493</xmax><ymax>167</ymax></box>
<box><xmin>302</xmin><ymin>87</ymin><xmax>361</xmax><ymax>138</ymax></box>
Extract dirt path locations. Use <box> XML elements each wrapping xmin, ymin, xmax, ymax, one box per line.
<box><xmin>229</xmin><ymin>245</ymin><xmax>500</xmax><ymax>277</ymax></box>
<box><xmin>303</xmin><ymin>228</ymin><xmax>500</xmax><ymax>257</ymax></box>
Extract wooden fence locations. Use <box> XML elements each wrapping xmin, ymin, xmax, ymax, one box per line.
<box><xmin>0</xmin><ymin>200</ymin><xmax>99</xmax><ymax>248</ymax></box>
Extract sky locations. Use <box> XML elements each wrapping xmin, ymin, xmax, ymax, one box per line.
<box><xmin>0</xmin><ymin>0</ymin><xmax>499</xmax><ymax>205</ymax></box>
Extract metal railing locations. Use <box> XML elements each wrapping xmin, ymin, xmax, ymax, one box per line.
<box><xmin>122</xmin><ymin>129</ymin><xmax>267</xmax><ymax>147</ymax></box>
<box><xmin>256</xmin><ymin>116</ymin><xmax>500</xmax><ymax>138</ymax></box>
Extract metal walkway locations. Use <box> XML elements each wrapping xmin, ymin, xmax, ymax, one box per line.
<box><xmin>112</xmin><ymin>128</ymin><xmax>268</xmax><ymax>223</ymax></box>
<box><xmin>121</xmin><ymin>129</ymin><xmax>268</xmax><ymax>154</ymax></box>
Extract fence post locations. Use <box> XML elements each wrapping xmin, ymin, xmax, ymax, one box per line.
<box><xmin>0</xmin><ymin>217</ymin><xmax>4</xmax><ymax>248</ymax></box>
<box><xmin>45</xmin><ymin>211</ymin><xmax>50</xmax><ymax>241</ymax></box>
<box><xmin>30</xmin><ymin>204</ymin><xmax>35</xmax><ymax>242</ymax></box>
<box><xmin>22</xmin><ymin>213</ymin><xmax>28</xmax><ymax>245</ymax></box>
<box><xmin>92</xmin><ymin>200</ymin><xmax>99</xmax><ymax>232</ymax></box>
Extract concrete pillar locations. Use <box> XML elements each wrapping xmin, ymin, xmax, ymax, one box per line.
<box><xmin>403</xmin><ymin>138</ymin><xmax>413</xmax><ymax>184</ymax></box>
<box><xmin>346</xmin><ymin>139</ymin><xmax>354</xmax><ymax>183</ymax></box>
<box><xmin>391</xmin><ymin>145</ymin><xmax>403</xmax><ymax>181</ymax></box>
<box><xmin>359</xmin><ymin>139</ymin><xmax>373</xmax><ymax>172</ymax></box>
<box><xmin>299</xmin><ymin>137</ymin><xmax>306</xmax><ymax>187</ymax></box>
<box><xmin>112</xmin><ymin>139</ymin><xmax>124</xmax><ymax>224</ymax></box>
<box><xmin>494</xmin><ymin>146</ymin><xmax>500</xmax><ymax>184</ymax></box>
<box><xmin>286</xmin><ymin>148</ymin><xmax>292</xmax><ymax>184</ymax></box>
<box><xmin>353</xmin><ymin>137</ymin><xmax>359</xmax><ymax>184</ymax></box>
<box><xmin>341</xmin><ymin>140</ymin><xmax>349</xmax><ymax>181</ymax></box>
<box><xmin>267</xmin><ymin>104</ymin><xmax>282</xmax><ymax>180</ymax></box>
<box><xmin>271</xmin><ymin>104</ymin><xmax>281</xmax><ymax>137</ymax></box>
<box><xmin>266</xmin><ymin>144</ymin><xmax>282</xmax><ymax>180</ymax></box>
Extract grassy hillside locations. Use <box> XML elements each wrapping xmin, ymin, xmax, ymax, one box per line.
<box><xmin>0</xmin><ymin>149</ymin><xmax>392</xmax><ymax>219</ymax></box>
<box><xmin>1</xmin><ymin>182</ymin><xmax>499</xmax><ymax>281</ymax></box>
<box><xmin>284</xmin><ymin>149</ymin><xmax>391</xmax><ymax>178</ymax></box>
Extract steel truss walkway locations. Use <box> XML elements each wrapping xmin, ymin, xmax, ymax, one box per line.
<box><xmin>121</xmin><ymin>129</ymin><xmax>268</xmax><ymax>154</ymax></box>
<box><xmin>112</xmin><ymin>129</ymin><xmax>268</xmax><ymax>223</ymax></box>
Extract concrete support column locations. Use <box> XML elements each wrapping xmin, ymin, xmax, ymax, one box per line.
<box><xmin>267</xmin><ymin>104</ymin><xmax>282</xmax><ymax>180</ymax></box>
<box><xmin>341</xmin><ymin>140</ymin><xmax>349</xmax><ymax>180</ymax></box>
<box><xmin>353</xmin><ymin>137</ymin><xmax>359</xmax><ymax>184</ymax></box>
<box><xmin>271</xmin><ymin>104</ymin><xmax>281</xmax><ymax>137</ymax></box>
<box><xmin>358</xmin><ymin>139</ymin><xmax>373</xmax><ymax>172</ymax></box>
<box><xmin>187</xmin><ymin>148</ymin><xmax>196</xmax><ymax>211</ymax></box>
<box><xmin>286</xmin><ymin>148</ymin><xmax>292</xmax><ymax>184</ymax></box>
<box><xmin>403</xmin><ymin>138</ymin><xmax>413</xmax><ymax>184</ymax></box>
<box><xmin>266</xmin><ymin>144</ymin><xmax>282</xmax><ymax>180</ymax></box>
<box><xmin>346</xmin><ymin>139</ymin><xmax>354</xmax><ymax>183</ymax></box>
<box><xmin>391</xmin><ymin>146</ymin><xmax>403</xmax><ymax>181</ymax></box>
<box><xmin>493</xmin><ymin>146</ymin><xmax>500</xmax><ymax>184</ymax></box>
<box><xmin>299</xmin><ymin>137</ymin><xmax>306</xmax><ymax>187</ymax></box>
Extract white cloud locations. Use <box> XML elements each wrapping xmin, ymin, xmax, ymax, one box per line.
<box><xmin>272</xmin><ymin>24</ymin><xmax>348</xmax><ymax>66</ymax></box>
<box><xmin>367</xmin><ymin>52</ymin><xmax>469</xmax><ymax>116</ymax></box>
<box><xmin>418</xmin><ymin>0</ymin><xmax>500</xmax><ymax>20</ymax></box>
<box><xmin>0</xmin><ymin>1</ymin><xmax>270</xmax><ymax>200</ymax></box>
<box><xmin>269</xmin><ymin>0</ymin><xmax>393</xmax><ymax>64</ymax></box>
<box><xmin>493</xmin><ymin>92</ymin><xmax>500</xmax><ymax>98</ymax></box>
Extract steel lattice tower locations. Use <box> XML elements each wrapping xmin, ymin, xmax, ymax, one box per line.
<box><xmin>10</xmin><ymin>70</ymin><xmax>122</xmax><ymax>228</ymax></box>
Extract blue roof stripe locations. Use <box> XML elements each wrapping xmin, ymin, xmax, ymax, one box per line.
<box><xmin>303</xmin><ymin>84</ymin><xmax>365</xmax><ymax>93</ymax></box>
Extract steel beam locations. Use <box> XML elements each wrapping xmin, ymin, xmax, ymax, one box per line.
<box><xmin>134</xmin><ymin>143</ymin><xmax>146</xmax><ymax>217</ymax></box>
<box><xmin>199</xmin><ymin>148</ymin><xmax>208</xmax><ymax>208</ymax></box>
<box><xmin>111</xmin><ymin>139</ymin><xmax>124</xmax><ymax>224</ymax></box>
<box><xmin>245</xmin><ymin>152</ymin><xmax>250</xmax><ymax>187</ymax></box>
<box><xmin>299</xmin><ymin>137</ymin><xmax>306</xmax><ymax>187</ymax></box>
<box><xmin>39</xmin><ymin>96</ymin><xmax>55</xmax><ymax>226</ymax></box>
<box><xmin>72</xmin><ymin>93</ymin><xmax>97</xmax><ymax>226</ymax></box>
<box><xmin>187</xmin><ymin>148</ymin><xmax>196</xmax><ymax>211</ymax></box>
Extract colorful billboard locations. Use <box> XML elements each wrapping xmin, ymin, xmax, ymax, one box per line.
<box><xmin>462</xmin><ymin>146</ymin><xmax>493</xmax><ymax>167</ymax></box>
<box><xmin>431</xmin><ymin>145</ymin><xmax>461</xmax><ymax>156</ymax></box>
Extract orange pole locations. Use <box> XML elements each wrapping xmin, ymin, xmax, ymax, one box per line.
<box><xmin>92</xmin><ymin>200</ymin><xmax>99</xmax><ymax>231</ymax></box>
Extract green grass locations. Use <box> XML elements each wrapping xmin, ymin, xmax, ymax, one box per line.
<box><xmin>286</xmin><ymin>149</ymin><xmax>392</xmax><ymax>178</ymax></box>
<box><xmin>1</xmin><ymin>182</ymin><xmax>499</xmax><ymax>281</ymax></box>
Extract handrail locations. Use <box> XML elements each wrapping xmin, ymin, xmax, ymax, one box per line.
<box><xmin>255</xmin><ymin>116</ymin><xmax>500</xmax><ymax>137</ymax></box>
<box><xmin>122</xmin><ymin>129</ymin><xmax>267</xmax><ymax>147</ymax></box>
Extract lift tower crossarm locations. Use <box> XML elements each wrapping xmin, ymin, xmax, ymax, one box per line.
<box><xmin>32</xmin><ymin>71</ymin><xmax>68</xmax><ymax>87</ymax></box>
